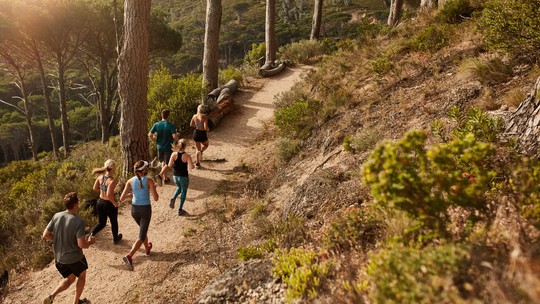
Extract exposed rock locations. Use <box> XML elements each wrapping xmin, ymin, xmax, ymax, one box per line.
<box><xmin>195</xmin><ymin>259</ymin><xmax>285</xmax><ymax>304</ymax></box>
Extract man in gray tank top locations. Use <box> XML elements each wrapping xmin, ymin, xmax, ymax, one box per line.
<box><xmin>42</xmin><ymin>192</ymin><xmax>96</xmax><ymax>304</ymax></box>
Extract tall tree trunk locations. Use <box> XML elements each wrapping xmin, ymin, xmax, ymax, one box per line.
<box><xmin>18</xmin><ymin>81</ymin><xmax>38</xmax><ymax>161</ymax></box>
<box><xmin>202</xmin><ymin>0</ymin><xmax>222</xmax><ymax>94</ymax></box>
<box><xmin>98</xmin><ymin>57</ymin><xmax>111</xmax><ymax>143</ymax></box>
<box><xmin>505</xmin><ymin>76</ymin><xmax>540</xmax><ymax>156</ymax></box>
<box><xmin>310</xmin><ymin>0</ymin><xmax>323</xmax><ymax>40</ymax></box>
<box><xmin>56</xmin><ymin>53</ymin><xmax>70</xmax><ymax>158</ymax></box>
<box><xmin>32</xmin><ymin>40</ymin><xmax>59</xmax><ymax>158</ymax></box>
<box><xmin>388</xmin><ymin>0</ymin><xmax>404</xmax><ymax>26</ymax></box>
<box><xmin>265</xmin><ymin>0</ymin><xmax>277</xmax><ymax>66</ymax></box>
<box><xmin>118</xmin><ymin>0</ymin><xmax>151</xmax><ymax>178</ymax></box>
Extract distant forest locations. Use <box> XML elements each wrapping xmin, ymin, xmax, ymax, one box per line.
<box><xmin>0</xmin><ymin>0</ymin><xmax>387</xmax><ymax>164</ymax></box>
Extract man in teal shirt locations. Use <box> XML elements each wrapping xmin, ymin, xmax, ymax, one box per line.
<box><xmin>148</xmin><ymin>109</ymin><xmax>176</xmax><ymax>184</ymax></box>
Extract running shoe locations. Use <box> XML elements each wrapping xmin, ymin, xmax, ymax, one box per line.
<box><xmin>145</xmin><ymin>242</ymin><xmax>153</xmax><ymax>256</ymax></box>
<box><xmin>169</xmin><ymin>198</ymin><xmax>175</xmax><ymax>209</ymax></box>
<box><xmin>195</xmin><ymin>162</ymin><xmax>200</xmax><ymax>168</ymax></box>
<box><xmin>78</xmin><ymin>298</ymin><xmax>91</xmax><ymax>304</ymax></box>
<box><xmin>123</xmin><ymin>255</ymin><xmax>133</xmax><ymax>271</ymax></box>
<box><xmin>113</xmin><ymin>234</ymin><xmax>123</xmax><ymax>244</ymax></box>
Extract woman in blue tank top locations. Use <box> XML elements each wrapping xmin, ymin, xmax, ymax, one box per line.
<box><xmin>119</xmin><ymin>160</ymin><xmax>159</xmax><ymax>271</ymax></box>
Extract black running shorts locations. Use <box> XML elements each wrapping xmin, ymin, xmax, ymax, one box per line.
<box><xmin>55</xmin><ymin>256</ymin><xmax>88</xmax><ymax>278</ymax></box>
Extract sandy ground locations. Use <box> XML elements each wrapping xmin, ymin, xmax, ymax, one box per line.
<box><xmin>3</xmin><ymin>66</ymin><xmax>306</xmax><ymax>304</ymax></box>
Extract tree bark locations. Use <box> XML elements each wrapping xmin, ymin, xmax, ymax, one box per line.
<box><xmin>265</xmin><ymin>0</ymin><xmax>277</xmax><ymax>66</ymax></box>
<box><xmin>310</xmin><ymin>0</ymin><xmax>323</xmax><ymax>40</ymax></box>
<box><xmin>118</xmin><ymin>0</ymin><xmax>151</xmax><ymax>178</ymax></box>
<box><xmin>56</xmin><ymin>52</ymin><xmax>70</xmax><ymax>158</ymax></box>
<box><xmin>32</xmin><ymin>40</ymin><xmax>59</xmax><ymax>159</ymax></box>
<box><xmin>202</xmin><ymin>0</ymin><xmax>222</xmax><ymax>95</ymax></box>
<box><xmin>388</xmin><ymin>0</ymin><xmax>404</xmax><ymax>26</ymax></box>
<box><xmin>505</xmin><ymin>76</ymin><xmax>540</xmax><ymax>156</ymax></box>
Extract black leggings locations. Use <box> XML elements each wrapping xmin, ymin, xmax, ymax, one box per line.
<box><xmin>131</xmin><ymin>205</ymin><xmax>152</xmax><ymax>241</ymax></box>
<box><xmin>90</xmin><ymin>199</ymin><xmax>119</xmax><ymax>239</ymax></box>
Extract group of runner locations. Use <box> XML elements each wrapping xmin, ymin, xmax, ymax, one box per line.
<box><xmin>42</xmin><ymin>107</ymin><xmax>210</xmax><ymax>304</ymax></box>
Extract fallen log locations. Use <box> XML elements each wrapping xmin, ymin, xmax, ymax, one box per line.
<box><xmin>208</xmin><ymin>97</ymin><xmax>235</xmax><ymax>128</ymax></box>
<box><xmin>258</xmin><ymin>62</ymin><xmax>286</xmax><ymax>77</ymax></box>
<box><xmin>207</xmin><ymin>79</ymin><xmax>239</xmax><ymax>101</ymax></box>
<box><xmin>205</xmin><ymin>79</ymin><xmax>240</xmax><ymax>129</ymax></box>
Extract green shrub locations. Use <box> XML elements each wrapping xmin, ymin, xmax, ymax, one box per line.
<box><xmin>369</xmin><ymin>54</ymin><xmax>394</xmax><ymax>76</ymax></box>
<box><xmin>323</xmin><ymin>206</ymin><xmax>385</xmax><ymax>252</ymax></box>
<box><xmin>219</xmin><ymin>65</ymin><xmax>243</xmax><ymax>86</ymax></box>
<box><xmin>278</xmin><ymin>138</ymin><xmax>301</xmax><ymax>163</ymax></box>
<box><xmin>362</xmin><ymin>130</ymin><xmax>497</xmax><ymax>236</ymax></box>
<box><xmin>511</xmin><ymin>158</ymin><xmax>540</xmax><ymax>229</ymax></box>
<box><xmin>366</xmin><ymin>243</ymin><xmax>469</xmax><ymax>303</ymax></box>
<box><xmin>274</xmin><ymin>99</ymin><xmax>312</xmax><ymax>140</ymax></box>
<box><xmin>448</xmin><ymin>106</ymin><xmax>505</xmax><ymax>143</ymax></box>
<box><xmin>408</xmin><ymin>24</ymin><xmax>452</xmax><ymax>53</ymax></box>
<box><xmin>147</xmin><ymin>67</ymin><xmax>205</xmax><ymax>133</ymax></box>
<box><xmin>278</xmin><ymin>40</ymin><xmax>324</xmax><ymax>64</ymax></box>
<box><xmin>238</xmin><ymin>245</ymin><xmax>264</xmax><ymax>261</ymax></box>
<box><xmin>460</xmin><ymin>57</ymin><xmax>512</xmax><ymax>85</ymax></box>
<box><xmin>244</xmin><ymin>42</ymin><xmax>265</xmax><ymax>65</ymax></box>
<box><xmin>435</xmin><ymin>0</ymin><xmax>475</xmax><ymax>24</ymax></box>
<box><xmin>343</xmin><ymin>129</ymin><xmax>381</xmax><ymax>153</ymax></box>
<box><xmin>273</xmin><ymin>248</ymin><xmax>331</xmax><ymax>300</ymax></box>
<box><xmin>478</xmin><ymin>0</ymin><xmax>540</xmax><ymax>59</ymax></box>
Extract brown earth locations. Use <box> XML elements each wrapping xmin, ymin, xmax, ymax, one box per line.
<box><xmin>4</xmin><ymin>66</ymin><xmax>309</xmax><ymax>304</ymax></box>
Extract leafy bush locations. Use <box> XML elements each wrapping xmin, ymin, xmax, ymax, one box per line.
<box><xmin>147</xmin><ymin>66</ymin><xmax>205</xmax><ymax>133</ymax></box>
<box><xmin>219</xmin><ymin>65</ymin><xmax>243</xmax><ymax>86</ymax></box>
<box><xmin>237</xmin><ymin>245</ymin><xmax>263</xmax><ymax>261</ymax></box>
<box><xmin>369</xmin><ymin>54</ymin><xmax>394</xmax><ymax>76</ymax></box>
<box><xmin>278</xmin><ymin>40</ymin><xmax>324</xmax><ymax>64</ymax></box>
<box><xmin>447</xmin><ymin>106</ymin><xmax>505</xmax><ymax>143</ymax></box>
<box><xmin>343</xmin><ymin>129</ymin><xmax>381</xmax><ymax>153</ymax></box>
<box><xmin>244</xmin><ymin>42</ymin><xmax>265</xmax><ymax>65</ymax></box>
<box><xmin>273</xmin><ymin>248</ymin><xmax>331</xmax><ymax>300</ymax></box>
<box><xmin>435</xmin><ymin>0</ymin><xmax>475</xmax><ymax>24</ymax></box>
<box><xmin>274</xmin><ymin>99</ymin><xmax>312</xmax><ymax>140</ymax></box>
<box><xmin>362</xmin><ymin>130</ymin><xmax>497</xmax><ymax>236</ymax></box>
<box><xmin>408</xmin><ymin>24</ymin><xmax>452</xmax><ymax>53</ymax></box>
<box><xmin>460</xmin><ymin>57</ymin><xmax>512</xmax><ymax>85</ymax></box>
<box><xmin>478</xmin><ymin>0</ymin><xmax>540</xmax><ymax>60</ymax></box>
<box><xmin>366</xmin><ymin>243</ymin><xmax>469</xmax><ymax>303</ymax></box>
<box><xmin>511</xmin><ymin>158</ymin><xmax>540</xmax><ymax>229</ymax></box>
<box><xmin>322</xmin><ymin>206</ymin><xmax>385</xmax><ymax>252</ymax></box>
<box><xmin>278</xmin><ymin>139</ymin><xmax>301</xmax><ymax>163</ymax></box>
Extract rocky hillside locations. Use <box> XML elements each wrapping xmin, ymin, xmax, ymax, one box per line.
<box><xmin>195</xmin><ymin>3</ymin><xmax>540</xmax><ymax>303</ymax></box>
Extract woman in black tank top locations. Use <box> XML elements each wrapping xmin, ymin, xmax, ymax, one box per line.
<box><xmin>167</xmin><ymin>138</ymin><xmax>195</xmax><ymax>215</ymax></box>
<box><xmin>89</xmin><ymin>159</ymin><xmax>122</xmax><ymax>243</ymax></box>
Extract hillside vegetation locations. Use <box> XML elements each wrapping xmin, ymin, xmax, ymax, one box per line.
<box><xmin>2</xmin><ymin>0</ymin><xmax>540</xmax><ymax>303</ymax></box>
<box><xmin>195</xmin><ymin>0</ymin><xmax>540</xmax><ymax>302</ymax></box>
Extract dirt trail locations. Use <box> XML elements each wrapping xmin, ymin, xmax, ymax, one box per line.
<box><xmin>4</xmin><ymin>66</ymin><xmax>306</xmax><ymax>304</ymax></box>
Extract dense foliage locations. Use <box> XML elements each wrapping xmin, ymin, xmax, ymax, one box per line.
<box><xmin>478</xmin><ymin>0</ymin><xmax>540</xmax><ymax>61</ymax></box>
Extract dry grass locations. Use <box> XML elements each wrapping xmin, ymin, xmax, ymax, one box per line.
<box><xmin>502</xmin><ymin>88</ymin><xmax>527</xmax><ymax>109</ymax></box>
